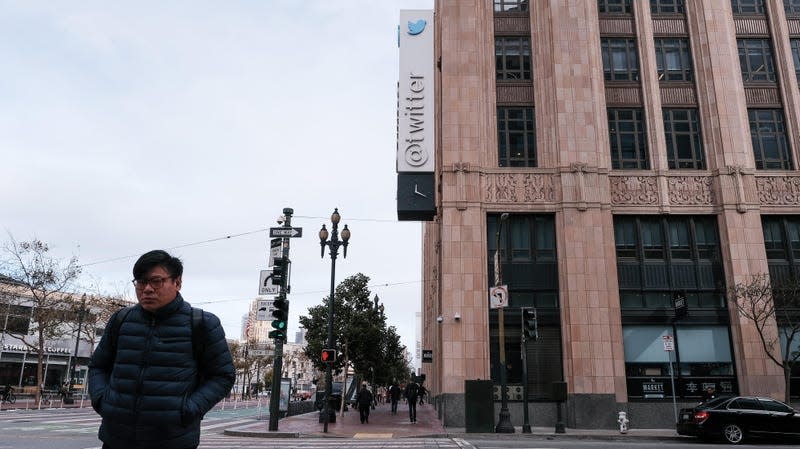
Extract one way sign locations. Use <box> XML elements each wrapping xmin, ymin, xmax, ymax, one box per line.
<box><xmin>269</xmin><ymin>227</ymin><xmax>303</xmax><ymax>238</ymax></box>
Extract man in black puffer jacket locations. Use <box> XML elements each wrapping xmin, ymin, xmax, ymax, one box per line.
<box><xmin>88</xmin><ymin>250</ymin><xmax>235</xmax><ymax>449</ymax></box>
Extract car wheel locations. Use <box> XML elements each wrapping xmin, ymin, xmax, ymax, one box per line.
<box><xmin>722</xmin><ymin>423</ymin><xmax>744</xmax><ymax>444</ymax></box>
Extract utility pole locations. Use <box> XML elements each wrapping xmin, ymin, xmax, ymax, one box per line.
<box><xmin>268</xmin><ymin>208</ymin><xmax>294</xmax><ymax>431</ymax></box>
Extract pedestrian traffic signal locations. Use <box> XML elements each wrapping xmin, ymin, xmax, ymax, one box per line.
<box><xmin>271</xmin><ymin>257</ymin><xmax>288</xmax><ymax>286</ymax></box>
<box><xmin>270</xmin><ymin>295</ymin><xmax>288</xmax><ymax>341</ymax></box>
<box><xmin>321</xmin><ymin>349</ymin><xmax>335</xmax><ymax>363</ymax></box>
<box><xmin>523</xmin><ymin>307</ymin><xmax>538</xmax><ymax>341</ymax></box>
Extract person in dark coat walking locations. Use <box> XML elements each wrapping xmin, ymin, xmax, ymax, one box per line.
<box><xmin>356</xmin><ymin>383</ymin><xmax>374</xmax><ymax>424</ymax></box>
<box><xmin>404</xmin><ymin>378</ymin><xmax>419</xmax><ymax>423</ymax></box>
<box><xmin>88</xmin><ymin>250</ymin><xmax>236</xmax><ymax>449</ymax></box>
<box><xmin>388</xmin><ymin>381</ymin><xmax>402</xmax><ymax>414</ymax></box>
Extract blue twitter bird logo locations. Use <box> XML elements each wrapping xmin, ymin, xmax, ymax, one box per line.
<box><xmin>407</xmin><ymin>19</ymin><xmax>426</xmax><ymax>35</ymax></box>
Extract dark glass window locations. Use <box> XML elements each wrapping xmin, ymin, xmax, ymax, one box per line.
<box><xmin>732</xmin><ymin>0</ymin><xmax>766</xmax><ymax>14</ymax></box>
<box><xmin>655</xmin><ymin>38</ymin><xmax>693</xmax><ymax>82</ymax></box>
<box><xmin>608</xmin><ymin>108</ymin><xmax>649</xmax><ymax>169</ymax></box>
<box><xmin>749</xmin><ymin>109</ymin><xmax>792</xmax><ymax>170</ymax></box>
<box><xmin>487</xmin><ymin>214</ymin><xmax>561</xmax><ymax>399</ymax></box>
<box><xmin>663</xmin><ymin>108</ymin><xmax>705</xmax><ymax>169</ymax></box>
<box><xmin>498</xmin><ymin>107</ymin><xmax>536</xmax><ymax>167</ymax></box>
<box><xmin>602</xmin><ymin>38</ymin><xmax>640</xmax><ymax>81</ymax></box>
<box><xmin>494</xmin><ymin>0</ymin><xmax>529</xmax><ymax>12</ymax></box>
<box><xmin>651</xmin><ymin>0</ymin><xmax>685</xmax><ymax>14</ymax></box>
<box><xmin>599</xmin><ymin>0</ymin><xmax>632</xmax><ymax>13</ymax></box>
<box><xmin>738</xmin><ymin>39</ymin><xmax>777</xmax><ymax>83</ymax></box>
<box><xmin>762</xmin><ymin>216</ymin><xmax>800</xmax><ymax>264</ymax></box>
<box><xmin>496</xmin><ymin>37</ymin><xmax>531</xmax><ymax>81</ymax></box>
<box><xmin>787</xmin><ymin>0</ymin><xmax>800</xmax><ymax>15</ymax></box>
<box><xmin>791</xmin><ymin>39</ymin><xmax>800</xmax><ymax>84</ymax></box>
<box><xmin>1</xmin><ymin>304</ymin><xmax>31</xmax><ymax>334</ymax></box>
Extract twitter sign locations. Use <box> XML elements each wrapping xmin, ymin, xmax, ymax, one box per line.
<box><xmin>397</xmin><ymin>9</ymin><xmax>434</xmax><ymax>173</ymax></box>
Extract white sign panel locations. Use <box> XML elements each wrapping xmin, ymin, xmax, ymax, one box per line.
<box><xmin>268</xmin><ymin>238</ymin><xmax>282</xmax><ymax>267</ymax></box>
<box><xmin>259</xmin><ymin>270</ymin><xmax>279</xmax><ymax>295</ymax></box>
<box><xmin>256</xmin><ymin>299</ymin><xmax>274</xmax><ymax>321</ymax></box>
<box><xmin>489</xmin><ymin>285</ymin><xmax>509</xmax><ymax>309</ymax></box>
<box><xmin>662</xmin><ymin>335</ymin><xmax>675</xmax><ymax>352</ymax></box>
<box><xmin>397</xmin><ymin>9</ymin><xmax>435</xmax><ymax>173</ymax></box>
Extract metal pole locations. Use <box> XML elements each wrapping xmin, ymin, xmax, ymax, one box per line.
<box><xmin>668</xmin><ymin>331</ymin><xmax>678</xmax><ymax>424</ymax></box>
<box><xmin>323</xmin><ymin>247</ymin><xmax>337</xmax><ymax>433</ymax></box>
<box><xmin>69</xmin><ymin>294</ymin><xmax>86</xmax><ymax>393</ymax></box>
<box><xmin>269</xmin><ymin>208</ymin><xmax>293</xmax><ymax>431</ymax></box>
<box><xmin>520</xmin><ymin>307</ymin><xmax>531</xmax><ymax>433</ymax></box>
<box><xmin>495</xmin><ymin>213</ymin><xmax>514</xmax><ymax>433</ymax></box>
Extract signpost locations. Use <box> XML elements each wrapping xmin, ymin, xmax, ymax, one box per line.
<box><xmin>256</xmin><ymin>299</ymin><xmax>274</xmax><ymax>321</ymax></box>
<box><xmin>664</xmin><ymin>334</ymin><xmax>678</xmax><ymax>424</ymax></box>
<box><xmin>489</xmin><ymin>285</ymin><xmax>509</xmax><ymax>309</ymax></box>
<box><xmin>268</xmin><ymin>238</ymin><xmax>282</xmax><ymax>267</ymax></box>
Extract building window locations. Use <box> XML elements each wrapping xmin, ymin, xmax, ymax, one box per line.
<box><xmin>0</xmin><ymin>304</ymin><xmax>31</xmax><ymax>334</ymax></box>
<box><xmin>791</xmin><ymin>39</ymin><xmax>800</xmax><ymax>84</ymax></box>
<box><xmin>663</xmin><ymin>108</ymin><xmax>705</xmax><ymax>169</ymax></box>
<box><xmin>651</xmin><ymin>0</ymin><xmax>685</xmax><ymax>14</ymax></box>
<box><xmin>787</xmin><ymin>0</ymin><xmax>800</xmax><ymax>15</ymax></box>
<box><xmin>496</xmin><ymin>37</ymin><xmax>531</xmax><ymax>81</ymax></box>
<box><xmin>498</xmin><ymin>107</ymin><xmax>536</xmax><ymax>167</ymax></box>
<box><xmin>599</xmin><ymin>0</ymin><xmax>632</xmax><ymax>13</ymax></box>
<box><xmin>749</xmin><ymin>109</ymin><xmax>792</xmax><ymax>170</ymax></box>
<box><xmin>487</xmin><ymin>214</ymin><xmax>560</xmax><ymax>399</ymax></box>
<box><xmin>732</xmin><ymin>0</ymin><xmax>766</xmax><ymax>14</ymax></box>
<box><xmin>608</xmin><ymin>108</ymin><xmax>649</xmax><ymax>169</ymax></box>
<box><xmin>623</xmin><ymin>325</ymin><xmax>736</xmax><ymax>400</ymax></box>
<box><xmin>655</xmin><ymin>38</ymin><xmax>693</xmax><ymax>82</ymax></box>
<box><xmin>614</xmin><ymin>215</ymin><xmax>726</xmax><ymax>308</ymax></box>
<box><xmin>494</xmin><ymin>0</ymin><xmax>528</xmax><ymax>12</ymax></box>
<box><xmin>602</xmin><ymin>38</ymin><xmax>640</xmax><ymax>81</ymax></box>
<box><xmin>738</xmin><ymin>39</ymin><xmax>777</xmax><ymax>83</ymax></box>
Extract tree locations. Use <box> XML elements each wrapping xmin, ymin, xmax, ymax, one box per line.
<box><xmin>729</xmin><ymin>273</ymin><xmax>800</xmax><ymax>402</ymax></box>
<box><xmin>299</xmin><ymin>273</ymin><xmax>410</xmax><ymax>407</ymax></box>
<box><xmin>229</xmin><ymin>338</ymin><xmax>272</xmax><ymax>399</ymax></box>
<box><xmin>0</xmin><ymin>237</ymin><xmax>81</xmax><ymax>405</ymax></box>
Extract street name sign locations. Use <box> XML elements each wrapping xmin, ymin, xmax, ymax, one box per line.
<box><xmin>269</xmin><ymin>227</ymin><xmax>303</xmax><ymax>238</ymax></box>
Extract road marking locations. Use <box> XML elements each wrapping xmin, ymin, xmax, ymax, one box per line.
<box><xmin>353</xmin><ymin>432</ymin><xmax>394</xmax><ymax>438</ymax></box>
<box><xmin>453</xmin><ymin>438</ymin><xmax>478</xmax><ymax>449</ymax></box>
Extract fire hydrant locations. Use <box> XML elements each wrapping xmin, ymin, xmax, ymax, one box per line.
<box><xmin>617</xmin><ymin>411</ymin><xmax>629</xmax><ymax>434</ymax></box>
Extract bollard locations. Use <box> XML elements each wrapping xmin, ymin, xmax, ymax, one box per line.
<box><xmin>617</xmin><ymin>411</ymin><xmax>629</xmax><ymax>434</ymax></box>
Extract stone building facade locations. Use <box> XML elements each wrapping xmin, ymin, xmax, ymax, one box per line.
<box><xmin>420</xmin><ymin>0</ymin><xmax>800</xmax><ymax>428</ymax></box>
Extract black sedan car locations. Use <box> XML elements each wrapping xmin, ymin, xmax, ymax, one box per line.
<box><xmin>677</xmin><ymin>396</ymin><xmax>800</xmax><ymax>444</ymax></box>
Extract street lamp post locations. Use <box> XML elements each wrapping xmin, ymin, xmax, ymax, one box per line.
<box><xmin>494</xmin><ymin>213</ymin><xmax>515</xmax><ymax>433</ymax></box>
<box><xmin>319</xmin><ymin>208</ymin><xmax>350</xmax><ymax>433</ymax></box>
<box><xmin>69</xmin><ymin>294</ymin><xmax>87</xmax><ymax>395</ymax></box>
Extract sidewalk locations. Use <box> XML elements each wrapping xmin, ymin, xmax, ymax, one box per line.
<box><xmin>224</xmin><ymin>400</ymin><xmax>687</xmax><ymax>441</ymax></box>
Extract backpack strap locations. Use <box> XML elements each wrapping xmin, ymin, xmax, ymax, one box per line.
<box><xmin>109</xmin><ymin>305</ymin><xmax>136</xmax><ymax>357</ymax></box>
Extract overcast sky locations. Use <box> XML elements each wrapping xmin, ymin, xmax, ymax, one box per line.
<box><xmin>1</xmin><ymin>0</ymin><xmax>433</xmax><ymax>365</ymax></box>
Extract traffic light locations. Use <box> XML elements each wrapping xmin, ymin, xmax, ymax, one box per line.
<box><xmin>523</xmin><ymin>307</ymin><xmax>538</xmax><ymax>341</ymax></box>
<box><xmin>271</xmin><ymin>256</ymin><xmax>289</xmax><ymax>286</ymax></box>
<box><xmin>321</xmin><ymin>349</ymin><xmax>335</xmax><ymax>363</ymax></box>
<box><xmin>270</xmin><ymin>295</ymin><xmax>288</xmax><ymax>341</ymax></box>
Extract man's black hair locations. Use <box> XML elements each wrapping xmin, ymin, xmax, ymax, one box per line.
<box><xmin>133</xmin><ymin>250</ymin><xmax>183</xmax><ymax>280</ymax></box>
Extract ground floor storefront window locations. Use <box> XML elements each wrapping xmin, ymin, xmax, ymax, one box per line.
<box><xmin>623</xmin><ymin>324</ymin><xmax>737</xmax><ymax>400</ymax></box>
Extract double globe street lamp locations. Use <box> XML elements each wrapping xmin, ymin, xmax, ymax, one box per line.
<box><xmin>318</xmin><ymin>208</ymin><xmax>350</xmax><ymax>433</ymax></box>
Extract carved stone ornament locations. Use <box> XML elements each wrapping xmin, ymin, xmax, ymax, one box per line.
<box><xmin>485</xmin><ymin>173</ymin><xmax>518</xmax><ymax>203</ymax></box>
<box><xmin>756</xmin><ymin>176</ymin><xmax>800</xmax><ymax>205</ymax></box>
<box><xmin>666</xmin><ymin>176</ymin><xmax>714</xmax><ymax>205</ymax></box>
<box><xmin>610</xmin><ymin>176</ymin><xmax>659</xmax><ymax>205</ymax></box>
<box><xmin>523</xmin><ymin>174</ymin><xmax>555</xmax><ymax>202</ymax></box>
<box><xmin>484</xmin><ymin>173</ymin><xmax>555</xmax><ymax>203</ymax></box>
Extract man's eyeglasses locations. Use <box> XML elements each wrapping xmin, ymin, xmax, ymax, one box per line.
<box><xmin>132</xmin><ymin>276</ymin><xmax>173</xmax><ymax>290</ymax></box>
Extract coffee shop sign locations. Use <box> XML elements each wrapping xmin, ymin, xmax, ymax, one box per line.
<box><xmin>2</xmin><ymin>344</ymin><xmax>71</xmax><ymax>354</ymax></box>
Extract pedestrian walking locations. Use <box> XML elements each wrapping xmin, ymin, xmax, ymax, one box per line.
<box><xmin>356</xmin><ymin>383</ymin><xmax>374</xmax><ymax>424</ymax></box>
<box><xmin>418</xmin><ymin>384</ymin><xmax>427</xmax><ymax>405</ymax></box>
<box><xmin>88</xmin><ymin>250</ymin><xmax>236</xmax><ymax>449</ymax></box>
<box><xmin>389</xmin><ymin>381</ymin><xmax>402</xmax><ymax>414</ymax></box>
<box><xmin>405</xmin><ymin>378</ymin><xmax>420</xmax><ymax>423</ymax></box>
<box><xmin>702</xmin><ymin>385</ymin><xmax>717</xmax><ymax>402</ymax></box>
